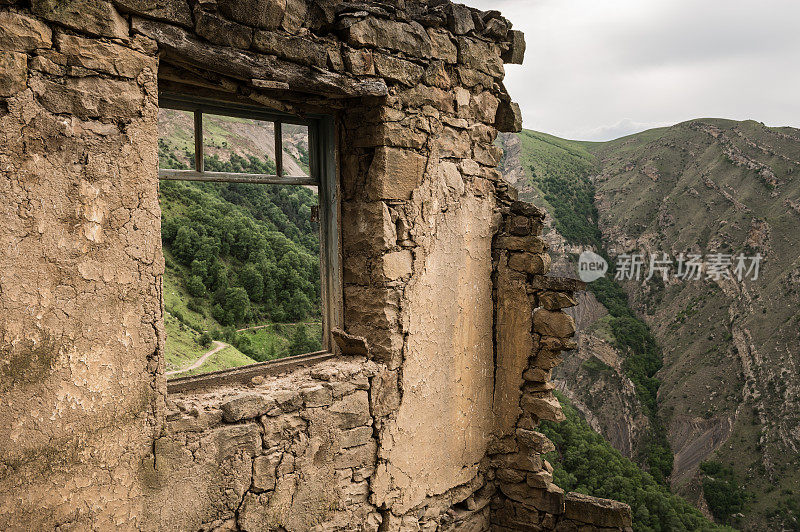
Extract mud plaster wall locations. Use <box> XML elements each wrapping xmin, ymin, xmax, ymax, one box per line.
<box><xmin>0</xmin><ymin>6</ymin><xmax>163</xmax><ymax>530</ymax></box>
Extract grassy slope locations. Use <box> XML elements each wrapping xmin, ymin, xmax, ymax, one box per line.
<box><xmin>159</xmin><ymin>112</ymin><xmax>321</xmax><ymax>377</ymax></box>
<box><xmin>515</xmin><ymin>119</ymin><xmax>800</xmax><ymax>529</ymax></box>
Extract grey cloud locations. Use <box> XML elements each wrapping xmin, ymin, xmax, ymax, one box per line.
<box><xmin>463</xmin><ymin>0</ymin><xmax>800</xmax><ymax>141</ymax></box>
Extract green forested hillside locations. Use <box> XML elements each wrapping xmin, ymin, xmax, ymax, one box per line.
<box><xmin>158</xmin><ymin>112</ymin><xmax>322</xmax><ymax>375</ymax></box>
<box><xmin>501</xmin><ymin>120</ymin><xmax>800</xmax><ymax>530</ymax></box>
<box><xmin>540</xmin><ymin>394</ymin><xmax>729</xmax><ymax>531</ymax></box>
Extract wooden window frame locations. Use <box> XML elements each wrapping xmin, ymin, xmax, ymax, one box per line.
<box><xmin>159</xmin><ymin>94</ymin><xmax>342</xmax><ymax>389</ymax></box>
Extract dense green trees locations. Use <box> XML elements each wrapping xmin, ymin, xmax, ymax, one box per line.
<box><xmin>159</xmin><ymin>173</ymin><xmax>320</xmax><ymax>328</ymax></box>
<box><xmin>699</xmin><ymin>462</ymin><xmax>747</xmax><ymax>525</ymax></box>
<box><xmin>540</xmin><ymin>395</ymin><xmax>730</xmax><ymax>532</ymax></box>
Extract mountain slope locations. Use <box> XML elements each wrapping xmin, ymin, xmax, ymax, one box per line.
<box><xmin>499</xmin><ymin>119</ymin><xmax>800</xmax><ymax>530</ymax></box>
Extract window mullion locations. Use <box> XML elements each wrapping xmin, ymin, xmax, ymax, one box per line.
<box><xmin>274</xmin><ymin>120</ymin><xmax>283</xmax><ymax>177</ymax></box>
<box><xmin>194</xmin><ymin>110</ymin><xmax>204</xmax><ymax>173</ymax></box>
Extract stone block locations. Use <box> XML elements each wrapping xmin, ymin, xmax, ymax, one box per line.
<box><xmin>253</xmin><ymin>30</ymin><xmax>328</xmax><ymax>69</ymax></box>
<box><xmin>56</xmin><ymin>34</ymin><xmax>153</xmax><ymax>79</ymax></box>
<box><xmin>301</xmin><ymin>384</ymin><xmax>333</xmax><ymax>408</ymax></box>
<box><xmin>367</xmin><ymin>146</ymin><xmax>426</xmax><ymax>200</ymax></box>
<box><xmin>508</xmin><ymin>216</ymin><xmax>531</xmax><ymax>236</ymax></box>
<box><xmin>252</xmin><ymin>451</ymin><xmax>282</xmax><ymax>491</ymax></box>
<box><xmin>564</xmin><ymin>492</ymin><xmax>632</xmax><ymax>527</ymax></box>
<box><xmin>423</xmin><ymin>61</ymin><xmax>451</xmax><ymax>89</ymax></box>
<box><xmin>496</xmin><ymin>100</ymin><xmax>523</xmax><ymax>132</ymax></box>
<box><xmin>30</xmin><ymin>77</ymin><xmax>143</xmax><ymax>119</ymax></box>
<box><xmin>435</xmin><ymin>126</ymin><xmax>471</xmax><ymax>158</ymax></box>
<box><xmin>382</xmin><ymin>250</ymin><xmax>413</xmax><ymax>280</ymax></box>
<box><xmin>373</xmin><ymin>53</ymin><xmax>424</xmax><ymax>86</ymax></box>
<box><xmin>282</xmin><ymin>0</ymin><xmax>307</xmax><ymax>32</ymax></box>
<box><xmin>530</xmin><ymin>350</ymin><xmax>563</xmax><ymax>371</ymax></box>
<box><xmin>342</xmin><ymin>201</ymin><xmax>395</xmax><ymax>254</ymax></box>
<box><xmin>369</xmin><ymin>368</ymin><xmax>400</xmax><ymax>417</ymax></box>
<box><xmin>520</xmin><ymin>393</ymin><xmax>565</xmax><ymax>422</ymax></box>
<box><xmin>526</xmin><ymin>469</ymin><xmax>553</xmax><ymax>489</ymax></box>
<box><xmin>328</xmin><ymin>390</ymin><xmax>371</xmax><ymax>429</ymax></box>
<box><xmin>529</xmin><ymin>275</ymin><xmax>586</xmax><ymax>292</ymax></box>
<box><xmin>331</xmin><ymin>328</ymin><xmax>370</xmax><ymax>356</ymax></box>
<box><xmin>515</xmin><ymin>429</ymin><xmax>555</xmax><ymax>454</ymax></box>
<box><xmin>474</xmin><ymin>142</ymin><xmax>503</xmax><ymax>166</ymax></box>
<box><xmin>496</xmin><ymin>468</ymin><xmax>525</xmax><ymax>484</ymax></box>
<box><xmin>508</xmin><ymin>252</ymin><xmax>551</xmax><ymax>275</ymax></box>
<box><xmin>522</xmin><ymin>367</ymin><xmax>551</xmax><ymax>383</ymax></box>
<box><xmin>112</xmin><ymin>0</ymin><xmax>193</xmax><ymax>28</ymax></box>
<box><xmin>457</xmin><ymin>66</ymin><xmax>493</xmax><ymax>88</ymax></box>
<box><xmin>533</xmin><ymin>309</ymin><xmax>576</xmax><ymax>338</ymax></box>
<box><xmin>0</xmin><ymin>52</ymin><xmax>27</xmax><ymax>98</ymax></box>
<box><xmin>528</xmin><ymin>484</ymin><xmax>566</xmax><ymax>515</ymax></box>
<box><xmin>210</xmin><ymin>423</ymin><xmax>262</xmax><ymax>458</ymax></box>
<box><xmin>345</xmin><ymin>18</ymin><xmax>432</xmax><ymax>58</ymax></box>
<box><xmin>440</xmin><ymin>161</ymin><xmax>465</xmax><ymax>195</ymax></box>
<box><xmin>32</xmin><ymin>0</ymin><xmax>128</xmax><ymax>39</ymax></box>
<box><xmin>501</xmin><ymin>29</ymin><xmax>526</xmax><ymax>65</ymax></box>
<box><xmin>539</xmin><ymin>336</ymin><xmax>578</xmax><ymax>351</ymax></box>
<box><xmin>342</xmin><ymin>47</ymin><xmax>375</xmax><ymax>75</ymax></box>
<box><xmin>446</xmin><ymin>3</ymin><xmax>475</xmax><ymax>35</ymax></box>
<box><xmin>457</xmin><ymin>36</ymin><xmax>504</xmax><ymax>78</ymax></box>
<box><xmin>218</xmin><ymin>0</ymin><xmax>286</xmax><ymax>30</ymax></box>
<box><xmin>396</xmin><ymin>84</ymin><xmax>454</xmax><ymax>113</ymax></box>
<box><xmin>0</xmin><ymin>12</ymin><xmax>52</xmax><ymax>52</ymax></box>
<box><xmin>195</xmin><ymin>8</ymin><xmax>254</xmax><ymax>49</ymax></box>
<box><xmin>427</xmin><ymin>28</ymin><xmax>458</xmax><ymax>63</ymax></box>
<box><xmin>538</xmin><ymin>291</ymin><xmax>578</xmax><ymax>310</ymax></box>
<box><xmin>339</xmin><ymin>426</ymin><xmax>374</xmax><ymax>449</ymax></box>
<box><xmin>495</xmin><ymin>235</ymin><xmax>546</xmax><ymax>253</ymax></box>
<box><xmin>272</xmin><ymin>389</ymin><xmax>303</xmax><ymax>413</ymax></box>
<box><xmin>471</xmin><ymin>91</ymin><xmax>500</xmax><ymax>124</ymax></box>
<box><xmin>333</xmin><ymin>440</ymin><xmax>377</xmax><ymax>468</ymax></box>
<box><xmin>221</xmin><ymin>393</ymin><xmax>277</xmax><ymax>421</ymax></box>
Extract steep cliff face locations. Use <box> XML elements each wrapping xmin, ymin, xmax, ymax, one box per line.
<box><xmin>593</xmin><ymin>119</ymin><xmax>800</xmax><ymax>529</ymax></box>
<box><xmin>499</xmin><ymin>120</ymin><xmax>800</xmax><ymax>529</ymax></box>
<box><xmin>498</xmin><ymin>132</ymin><xmax>652</xmax><ymax>464</ymax></box>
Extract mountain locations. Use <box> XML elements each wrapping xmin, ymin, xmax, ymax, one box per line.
<box><xmin>498</xmin><ymin>119</ymin><xmax>800</xmax><ymax>530</ymax></box>
<box><xmin>158</xmin><ymin>111</ymin><xmax>322</xmax><ymax>375</ymax></box>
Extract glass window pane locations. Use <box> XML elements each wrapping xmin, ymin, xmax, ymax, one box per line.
<box><xmin>158</xmin><ymin>109</ymin><xmax>195</xmax><ymax>170</ymax></box>
<box><xmin>282</xmin><ymin>124</ymin><xmax>311</xmax><ymax>177</ymax></box>
<box><xmin>202</xmin><ymin>113</ymin><xmax>276</xmax><ymax>175</ymax></box>
<box><xmin>160</xmin><ymin>177</ymin><xmax>322</xmax><ymax>379</ymax></box>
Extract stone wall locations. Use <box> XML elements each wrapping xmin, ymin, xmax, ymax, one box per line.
<box><xmin>489</xmin><ymin>197</ymin><xmax>633</xmax><ymax>531</ymax></box>
<box><xmin>0</xmin><ymin>0</ymin><xmax>632</xmax><ymax>530</ymax></box>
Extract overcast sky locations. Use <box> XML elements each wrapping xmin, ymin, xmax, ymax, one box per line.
<box><xmin>462</xmin><ymin>0</ymin><xmax>800</xmax><ymax>141</ymax></box>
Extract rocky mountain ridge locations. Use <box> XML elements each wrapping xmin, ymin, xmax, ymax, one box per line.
<box><xmin>499</xmin><ymin>119</ymin><xmax>800</xmax><ymax>529</ymax></box>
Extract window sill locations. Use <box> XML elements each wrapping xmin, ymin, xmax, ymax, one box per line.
<box><xmin>166</xmin><ymin>350</ymin><xmax>335</xmax><ymax>394</ymax></box>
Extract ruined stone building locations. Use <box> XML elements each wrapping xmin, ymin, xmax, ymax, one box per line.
<box><xmin>0</xmin><ymin>0</ymin><xmax>633</xmax><ymax>530</ymax></box>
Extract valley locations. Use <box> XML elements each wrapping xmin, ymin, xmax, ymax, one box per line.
<box><xmin>499</xmin><ymin>120</ymin><xmax>800</xmax><ymax>530</ymax></box>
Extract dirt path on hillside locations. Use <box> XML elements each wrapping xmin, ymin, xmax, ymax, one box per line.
<box><xmin>235</xmin><ymin>321</ymin><xmax>321</xmax><ymax>333</ymax></box>
<box><xmin>166</xmin><ymin>340</ymin><xmax>227</xmax><ymax>377</ymax></box>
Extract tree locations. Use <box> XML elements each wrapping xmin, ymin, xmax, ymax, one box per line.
<box><xmin>186</xmin><ymin>275</ymin><xmax>206</xmax><ymax>297</ymax></box>
<box><xmin>197</xmin><ymin>332</ymin><xmax>212</xmax><ymax>348</ymax></box>
<box><xmin>288</xmin><ymin>324</ymin><xmax>314</xmax><ymax>355</ymax></box>
<box><xmin>240</xmin><ymin>264</ymin><xmax>264</xmax><ymax>302</ymax></box>
<box><xmin>172</xmin><ymin>225</ymin><xmax>200</xmax><ymax>264</ymax></box>
<box><xmin>224</xmin><ymin>287</ymin><xmax>250</xmax><ymax>324</ymax></box>
<box><xmin>286</xmin><ymin>289</ymin><xmax>312</xmax><ymax>321</ymax></box>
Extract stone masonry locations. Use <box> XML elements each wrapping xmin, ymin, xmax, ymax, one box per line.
<box><xmin>0</xmin><ymin>0</ymin><xmax>631</xmax><ymax>530</ymax></box>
